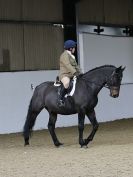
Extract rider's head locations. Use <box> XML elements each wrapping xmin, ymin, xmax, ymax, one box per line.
<box><xmin>64</xmin><ymin>40</ymin><xmax>76</xmax><ymax>54</ymax></box>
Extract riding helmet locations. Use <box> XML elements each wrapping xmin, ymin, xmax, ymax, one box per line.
<box><xmin>64</xmin><ymin>40</ymin><xmax>76</xmax><ymax>49</ymax></box>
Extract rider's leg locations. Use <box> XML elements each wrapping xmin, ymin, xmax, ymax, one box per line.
<box><xmin>58</xmin><ymin>77</ymin><xmax>70</xmax><ymax>106</ymax></box>
<box><xmin>61</xmin><ymin>76</ymin><xmax>70</xmax><ymax>89</ymax></box>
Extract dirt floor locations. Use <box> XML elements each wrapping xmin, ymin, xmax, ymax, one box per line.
<box><xmin>0</xmin><ymin>118</ymin><xmax>133</xmax><ymax>177</ymax></box>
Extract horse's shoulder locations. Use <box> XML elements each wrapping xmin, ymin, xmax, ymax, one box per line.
<box><xmin>76</xmin><ymin>78</ymin><xmax>87</xmax><ymax>87</ymax></box>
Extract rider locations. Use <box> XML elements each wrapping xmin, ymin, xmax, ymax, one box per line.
<box><xmin>58</xmin><ymin>39</ymin><xmax>82</xmax><ymax>107</ymax></box>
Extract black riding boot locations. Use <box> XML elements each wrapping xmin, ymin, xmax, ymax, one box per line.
<box><xmin>58</xmin><ymin>85</ymin><xmax>67</xmax><ymax>107</ymax></box>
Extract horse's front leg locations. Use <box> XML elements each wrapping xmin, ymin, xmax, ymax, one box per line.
<box><xmin>48</xmin><ymin>112</ymin><xmax>63</xmax><ymax>147</ymax></box>
<box><xmin>78</xmin><ymin>112</ymin><xmax>85</xmax><ymax>147</ymax></box>
<box><xmin>84</xmin><ymin>110</ymin><xmax>99</xmax><ymax>146</ymax></box>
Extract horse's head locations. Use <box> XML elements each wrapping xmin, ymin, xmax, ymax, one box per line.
<box><xmin>106</xmin><ymin>66</ymin><xmax>125</xmax><ymax>98</ymax></box>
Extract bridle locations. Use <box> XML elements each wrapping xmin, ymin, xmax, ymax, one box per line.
<box><xmin>104</xmin><ymin>72</ymin><xmax>121</xmax><ymax>90</ymax></box>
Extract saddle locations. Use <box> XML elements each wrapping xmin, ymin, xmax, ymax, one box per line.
<box><xmin>54</xmin><ymin>76</ymin><xmax>77</xmax><ymax>97</ymax></box>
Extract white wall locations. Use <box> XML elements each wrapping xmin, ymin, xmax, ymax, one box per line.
<box><xmin>95</xmin><ymin>85</ymin><xmax>133</xmax><ymax>122</ymax></box>
<box><xmin>79</xmin><ymin>33</ymin><xmax>133</xmax><ymax>83</ymax></box>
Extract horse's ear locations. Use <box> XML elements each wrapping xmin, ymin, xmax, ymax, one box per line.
<box><xmin>115</xmin><ymin>66</ymin><xmax>122</xmax><ymax>73</ymax></box>
<box><xmin>121</xmin><ymin>66</ymin><xmax>126</xmax><ymax>72</ymax></box>
<box><xmin>116</xmin><ymin>66</ymin><xmax>125</xmax><ymax>73</ymax></box>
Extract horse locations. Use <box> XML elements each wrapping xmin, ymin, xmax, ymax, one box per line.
<box><xmin>23</xmin><ymin>65</ymin><xmax>125</xmax><ymax>147</ymax></box>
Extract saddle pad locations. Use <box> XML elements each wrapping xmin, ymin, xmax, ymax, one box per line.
<box><xmin>54</xmin><ymin>76</ymin><xmax>77</xmax><ymax>97</ymax></box>
<box><xmin>65</xmin><ymin>76</ymin><xmax>77</xmax><ymax>97</ymax></box>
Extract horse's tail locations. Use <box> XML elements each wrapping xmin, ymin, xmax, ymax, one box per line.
<box><xmin>23</xmin><ymin>82</ymin><xmax>49</xmax><ymax>145</ymax></box>
<box><xmin>23</xmin><ymin>98</ymin><xmax>36</xmax><ymax>145</ymax></box>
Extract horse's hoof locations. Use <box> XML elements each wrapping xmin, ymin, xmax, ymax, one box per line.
<box><xmin>80</xmin><ymin>145</ymin><xmax>88</xmax><ymax>148</ymax></box>
<box><xmin>24</xmin><ymin>142</ymin><xmax>30</xmax><ymax>146</ymax></box>
<box><xmin>55</xmin><ymin>142</ymin><xmax>64</xmax><ymax>147</ymax></box>
<box><xmin>84</xmin><ymin>145</ymin><xmax>88</xmax><ymax>149</ymax></box>
<box><xmin>80</xmin><ymin>139</ymin><xmax>89</xmax><ymax>148</ymax></box>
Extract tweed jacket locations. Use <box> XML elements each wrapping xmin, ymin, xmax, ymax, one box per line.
<box><xmin>59</xmin><ymin>50</ymin><xmax>81</xmax><ymax>80</ymax></box>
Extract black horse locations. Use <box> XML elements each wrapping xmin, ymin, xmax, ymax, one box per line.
<box><xmin>23</xmin><ymin>65</ymin><xmax>125</xmax><ymax>147</ymax></box>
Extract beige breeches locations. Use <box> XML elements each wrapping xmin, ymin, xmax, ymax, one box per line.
<box><xmin>61</xmin><ymin>76</ymin><xmax>70</xmax><ymax>89</ymax></box>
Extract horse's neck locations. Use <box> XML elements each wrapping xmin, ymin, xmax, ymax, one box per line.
<box><xmin>85</xmin><ymin>68</ymin><xmax>111</xmax><ymax>82</ymax></box>
<box><xmin>83</xmin><ymin>67</ymin><xmax>114</xmax><ymax>93</ymax></box>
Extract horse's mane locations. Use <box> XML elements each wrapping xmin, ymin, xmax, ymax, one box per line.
<box><xmin>84</xmin><ymin>65</ymin><xmax>116</xmax><ymax>75</ymax></box>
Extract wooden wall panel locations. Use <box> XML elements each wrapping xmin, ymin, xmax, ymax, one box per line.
<box><xmin>129</xmin><ymin>0</ymin><xmax>133</xmax><ymax>24</ymax></box>
<box><xmin>23</xmin><ymin>0</ymin><xmax>63</xmax><ymax>22</ymax></box>
<box><xmin>77</xmin><ymin>0</ymin><xmax>104</xmax><ymax>24</ymax></box>
<box><xmin>0</xmin><ymin>0</ymin><xmax>22</xmax><ymax>20</ymax></box>
<box><xmin>104</xmin><ymin>0</ymin><xmax>130</xmax><ymax>25</ymax></box>
<box><xmin>0</xmin><ymin>0</ymin><xmax>63</xmax><ymax>22</ymax></box>
<box><xmin>0</xmin><ymin>24</ymin><xmax>24</xmax><ymax>71</ymax></box>
<box><xmin>0</xmin><ymin>23</ymin><xmax>64</xmax><ymax>71</ymax></box>
<box><xmin>78</xmin><ymin>0</ymin><xmax>132</xmax><ymax>26</ymax></box>
<box><xmin>24</xmin><ymin>25</ymin><xmax>64</xmax><ymax>70</ymax></box>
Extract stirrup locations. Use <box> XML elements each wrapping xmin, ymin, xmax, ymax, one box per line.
<box><xmin>58</xmin><ymin>100</ymin><xmax>65</xmax><ymax>107</ymax></box>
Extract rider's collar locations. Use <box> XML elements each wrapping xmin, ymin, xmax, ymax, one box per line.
<box><xmin>66</xmin><ymin>50</ymin><xmax>75</xmax><ymax>59</ymax></box>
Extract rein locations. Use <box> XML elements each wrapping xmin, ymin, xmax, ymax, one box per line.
<box><xmin>81</xmin><ymin>77</ymin><xmax>110</xmax><ymax>89</ymax></box>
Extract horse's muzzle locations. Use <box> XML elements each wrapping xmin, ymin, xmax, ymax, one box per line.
<box><xmin>111</xmin><ymin>94</ymin><xmax>119</xmax><ymax>98</ymax></box>
<box><xmin>110</xmin><ymin>87</ymin><xmax>119</xmax><ymax>98</ymax></box>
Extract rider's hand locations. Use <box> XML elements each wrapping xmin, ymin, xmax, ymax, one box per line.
<box><xmin>78</xmin><ymin>73</ymin><xmax>83</xmax><ymax>77</ymax></box>
<box><xmin>74</xmin><ymin>71</ymin><xmax>80</xmax><ymax>77</ymax></box>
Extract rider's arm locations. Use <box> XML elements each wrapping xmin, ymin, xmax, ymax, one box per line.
<box><xmin>60</xmin><ymin>55</ymin><xmax>77</xmax><ymax>75</ymax></box>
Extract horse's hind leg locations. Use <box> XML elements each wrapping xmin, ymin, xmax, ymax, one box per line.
<box><xmin>48</xmin><ymin>112</ymin><xmax>63</xmax><ymax>147</ymax></box>
<box><xmin>23</xmin><ymin>100</ymin><xmax>42</xmax><ymax>146</ymax></box>
<box><xmin>23</xmin><ymin>112</ymin><xmax>39</xmax><ymax>146</ymax></box>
